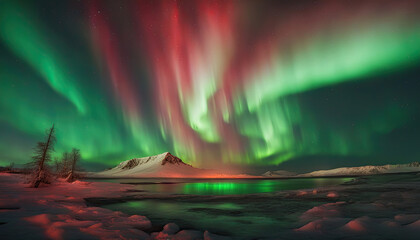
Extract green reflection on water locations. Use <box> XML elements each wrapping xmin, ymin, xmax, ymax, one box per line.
<box><xmin>180</xmin><ymin>178</ymin><xmax>351</xmax><ymax>195</ymax></box>
<box><xmin>89</xmin><ymin>177</ymin><xmax>352</xmax><ymax>195</ymax></box>
<box><xmin>183</xmin><ymin>182</ymin><xmax>250</xmax><ymax>195</ymax></box>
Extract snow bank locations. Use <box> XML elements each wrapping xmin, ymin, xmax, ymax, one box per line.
<box><xmin>0</xmin><ymin>173</ymin><xmax>232</xmax><ymax>240</ymax></box>
<box><xmin>290</xmin><ymin>181</ymin><xmax>420</xmax><ymax>240</ymax></box>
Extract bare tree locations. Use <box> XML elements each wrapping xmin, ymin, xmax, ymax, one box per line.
<box><xmin>7</xmin><ymin>162</ymin><xmax>14</xmax><ymax>172</ymax></box>
<box><xmin>53</xmin><ymin>157</ymin><xmax>60</xmax><ymax>174</ymax></box>
<box><xmin>29</xmin><ymin>124</ymin><xmax>56</xmax><ymax>188</ymax></box>
<box><xmin>66</xmin><ymin>148</ymin><xmax>80</xmax><ymax>182</ymax></box>
<box><xmin>57</xmin><ymin>152</ymin><xmax>71</xmax><ymax>178</ymax></box>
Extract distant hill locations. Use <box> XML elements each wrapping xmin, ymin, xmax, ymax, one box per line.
<box><xmin>264</xmin><ymin>162</ymin><xmax>420</xmax><ymax>178</ymax></box>
<box><xmin>262</xmin><ymin>170</ymin><xmax>297</xmax><ymax>177</ymax></box>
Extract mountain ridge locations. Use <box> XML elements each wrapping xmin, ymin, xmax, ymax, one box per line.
<box><xmin>89</xmin><ymin>152</ymin><xmax>258</xmax><ymax>178</ymax></box>
<box><xmin>264</xmin><ymin>162</ymin><xmax>420</xmax><ymax>178</ymax></box>
<box><xmin>118</xmin><ymin>152</ymin><xmax>192</xmax><ymax>170</ymax></box>
<box><xmin>89</xmin><ymin>152</ymin><xmax>201</xmax><ymax>178</ymax></box>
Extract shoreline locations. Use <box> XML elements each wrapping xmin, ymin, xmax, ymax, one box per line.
<box><xmin>84</xmin><ymin>169</ymin><xmax>420</xmax><ymax>180</ymax></box>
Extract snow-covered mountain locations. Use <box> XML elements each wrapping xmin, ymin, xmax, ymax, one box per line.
<box><xmin>90</xmin><ymin>152</ymin><xmax>212</xmax><ymax>178</ymax></box>
<box><xmin>264</xmin><ymin>162</ymin><xmax>420</xmax><ymax>178</ymax></box>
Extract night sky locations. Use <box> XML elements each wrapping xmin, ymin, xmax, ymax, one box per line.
<box><xmin>1</xmin><ymin>0</ymin><xmax>420</xmax><ymax>173</ymax></box>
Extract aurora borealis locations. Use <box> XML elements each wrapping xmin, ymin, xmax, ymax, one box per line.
<box><xmin>1</xmin><ymin>0</ymin><xmax>420</xmax><ymax>172</ymax></box>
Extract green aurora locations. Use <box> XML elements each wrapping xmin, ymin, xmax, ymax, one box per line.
<box><xmin>1</xmin><ymin>0</ymin><xmax>419</xmax><ymax>173</ymax></box>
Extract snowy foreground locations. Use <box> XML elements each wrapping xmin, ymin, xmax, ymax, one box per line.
<box><xmin>1</xmin><ymin>173</ymin><xmax>420</xmax><ymax>239</ymax></box>
<box><xmin>0</xmin><ymin>173</ymin><xmax>228</xmax><ymax>240</ymax></box>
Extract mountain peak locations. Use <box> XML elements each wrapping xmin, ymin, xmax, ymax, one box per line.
<box><xmin>91</xmin><ymin>152</ymin><xmax>255</xmax><ymax>178</ymax></box>
<box><xmin>92</xmin><ymin>152</ymin><xmax>211</xmax><ymax>178</ymax></box>
<box><xmin>118</xmin><ymin>152</ymin><xmax>187</xmax><ymax>170</ymax></box>
<box><xmin>161</xmin><ymin>152</ymin><xmax>184</xmax><ymax>165</ymax></box>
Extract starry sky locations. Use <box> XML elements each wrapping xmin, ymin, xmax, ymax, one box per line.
<box><xmin>1</xmin><ymin>0</ymin><xmax>420</xmax><ymax>173</ymax></box>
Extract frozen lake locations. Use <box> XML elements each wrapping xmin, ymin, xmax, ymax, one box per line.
<box><xmin>71</xmin><ymin>174</ymin><xmax>420</xmax><ymax>239</ymax></box>
<box><xmin>2</xmin><ymin>173</ymin><xmax>419</xmax><ymax>239</ymax></box>
<box><xmin>86</xmin><ymin>177</ymin><xmax>353</xmax><ymax>238</ymax></box>
<box><xmin>85</xmin><ymin>174</ymin><xmax>420</xmax><ymax>239</ymax></box>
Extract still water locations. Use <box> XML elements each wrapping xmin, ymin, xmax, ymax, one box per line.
<box><xmin>92</xmin><ymin>177</ymin><xmax>351</xmax><ymax>195</ymax></box>
<box><xmin>89</xmin><ymin>177</ymin><xmax>352</xmax><ymax>239</ymax></box>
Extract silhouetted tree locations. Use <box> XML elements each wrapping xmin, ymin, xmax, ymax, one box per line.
<box><xmin>57</xmin><ymin>152</ymin><xmax>71</xmax><ymax>178</ymax></box>
<box><xmin>53</xmin><ymin>157</ymin><xmax>60</xmax><ymax>173</ymax></box>
<box><xmin>29</xmin><ymin>124</ymin><xmax>55</xmax><ymax>188</ymax></box>
<box><xmin>66</xmin><ymin>148</ymin><xmax>80</xmax><ymax>182</ymax></box>
<box><xmin>8</xmin><ymin>162</ymin><xmax>14</xmax><ymax>171</ymax></box>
